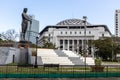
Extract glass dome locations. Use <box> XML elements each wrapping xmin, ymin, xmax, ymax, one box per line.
<box><xmin>56</xmin><ymin>19</ymin><xmax>91</xmax><ymax>26</ymax></box>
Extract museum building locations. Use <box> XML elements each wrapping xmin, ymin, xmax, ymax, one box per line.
<box><xmin>39</xmin><ymin>18</ymin><xmax>111</xmax><ymax>54</ymax></box>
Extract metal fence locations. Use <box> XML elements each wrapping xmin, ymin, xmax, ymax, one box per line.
<box><xmin>0</xmin><ymin>65</ymin><xmax>119</xmax><ymax>78</ymax></box>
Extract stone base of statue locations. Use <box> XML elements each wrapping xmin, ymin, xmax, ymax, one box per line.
<box><xmin>18</xmin><ymin>40</ymin><xmax>31</xmax><ymax>48</ymax></box>
<box><xmin>17</xmin><ymin>40</ymin><xmax>31</xmax><ymax>66</ymax></box>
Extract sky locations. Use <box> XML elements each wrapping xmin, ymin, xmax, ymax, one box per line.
<box><xmin>0</xmin><ymin>0</ymin><xmax>120</xmax><ymax>37</ymax></box>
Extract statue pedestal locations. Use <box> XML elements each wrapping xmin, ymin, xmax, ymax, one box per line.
<box><xmin>17</xmin><ymin>40</ymin><xmax>31</xmax><ymax>66</ymax></box>
<box><xmin>18</xmin><ymin>40</ymin><xmax>31</xmax><ymax>48</ymax></box>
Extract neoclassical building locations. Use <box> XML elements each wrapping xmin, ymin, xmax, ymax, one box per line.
<box><xmin>39</xmin><ymin>18</ymin><xmax>111</xmax><ymax>54</ymax></box>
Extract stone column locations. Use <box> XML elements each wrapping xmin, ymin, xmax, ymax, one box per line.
<box><xmin>57</xmin><ymin>39</ymin><xmax>60</xmax><ymax>50</ymax></box>
<box><xmin>81</xmin><ymin>40</ymin><xmax>84</xmax><ymax>53</ymax></box>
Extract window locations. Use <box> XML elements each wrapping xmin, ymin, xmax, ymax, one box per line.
<box><xmin>60</xmin><ymin>46</ymin><xmax>63</xmax><ymax>49</ymax></box>
<box><xmin>65</xmin><ymin>32</ymin><xmax>67</xmax><ymax>34</ymax></box>
<box><xmin>75</xmin><ymin>32</ymin><xmax>77</xmax><ymax>34</ymax></box>
<box><xmin>61</xmin><ymin>32</ymin><xmax>63</xmax><ymax>34</ymax></box>
<box><xmin>116</xmin><ymin>25</ymin><xmax>118</xmax><ymax>28</ymax></box>
<box><xmin>79</xmin><ymin>32</ymin><xmax>81</xmax><ymax>34</ymax></box>
<box><xmin>70</xmin><ymin>31</ymin><xmax>72</xmax><ymax>34</ymax></box>
<box><xmin>116</xmin><ymin>19</ymin><xmax>118</xmax><ymax>21</ymax></box>
<box><xmin>102</xmin><ymin>34</ymin><xmax>104</xmax><ymax>37</ymax></box>
<box><xmin>49</xmin><ymin>34</ymin><xmax>50</xmax><ymax>36</ymax></box>
<box><xmin>89</xmin><ymin>31</ymin><xmax>91</xmax><ymax>34</ymax></box>
<box><xmin>60</xmin><ymin>40</ymin><xmax>63</xmax><ymax>44</ymax></box>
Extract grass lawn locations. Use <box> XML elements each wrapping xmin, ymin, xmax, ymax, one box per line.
<box><xmin>0</xmin><ymin>65</ymin><xmax>119</xmax><ymax>74</ymax></box>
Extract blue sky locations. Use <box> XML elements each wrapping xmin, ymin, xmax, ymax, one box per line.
<box><xmin>0</xmin><ymin>0</ymin><xmax>120</xmax><ymax>36</ymax></box>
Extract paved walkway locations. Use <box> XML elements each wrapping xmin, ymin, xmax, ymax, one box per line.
<box><xmin>102</xmin><ymin>62</ymin><xmax>120</xmax><ymax>66</ymax></box>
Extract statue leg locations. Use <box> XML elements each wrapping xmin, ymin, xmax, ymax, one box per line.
<box><xmin>22</xmin><ymin>23</ymin><xmax>28</xmax><ymax>40</ymax></box>
<box><xmin>24</xmin><ymin>24</ymin><xmax>28</xmax><ymax>40</ymax></box>
<box><xmin>23</xmin><ymin>33</ymin><xmax>25</xmax><ymax>40</ymax></box>
<box><xmin>22</xmin><ymin>27</ymin><xmax>25</xmax><ymax>40</ymax></box>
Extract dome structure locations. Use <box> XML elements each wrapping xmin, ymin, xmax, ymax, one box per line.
<box><xmin>56</xmin><ymin>19</ymin><xmax>91</xmax><ymax>26</ymax></box>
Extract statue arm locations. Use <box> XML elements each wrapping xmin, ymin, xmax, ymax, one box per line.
<box><xmin>23</xmin><ymin>13</ymin><xmax>32</xmax><ymax>22</ymax></box>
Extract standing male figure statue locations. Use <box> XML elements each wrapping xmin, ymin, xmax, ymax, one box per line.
<box><xmin>21</xmin><ymin>8</ymin><xmax>32</xmax><ymax>40</ymax></box>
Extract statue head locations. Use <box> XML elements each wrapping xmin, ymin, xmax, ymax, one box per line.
<box><xmin>23</xmin><ymin>8</ymin><xmax>28</xmax><ymax>13</ymax></box>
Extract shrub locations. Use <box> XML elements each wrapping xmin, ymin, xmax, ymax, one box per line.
<box><xmin>91</xmin><ymin>57</ymin><xmax>104</xmax><ymax>72</ymax></box>
<box><xmin>95</xmin><ymin>57</ymin><xmax>102</xmax><ymax>66</ymax></box>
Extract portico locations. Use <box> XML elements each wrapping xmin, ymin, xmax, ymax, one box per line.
<box><xmin>58</xmin><ymin>36</ymin><xmax>94</xmax><ymax>55</ymax></box>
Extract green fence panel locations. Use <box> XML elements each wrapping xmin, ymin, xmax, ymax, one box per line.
<box><xmin>0</xmin><ymin>72</ymin><xmax>119</xmax><ymax>78</ymax></box>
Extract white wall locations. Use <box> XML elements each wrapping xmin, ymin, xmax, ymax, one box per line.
<box><xmin>40</xmin><ymin>26</ymin><xmax>111</xmax><ymax>48</ymax></box>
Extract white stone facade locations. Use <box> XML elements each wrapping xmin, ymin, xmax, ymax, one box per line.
<box><xmin>39</xmin><ymin>19</ymin><xmax>111</xmax><ymax>54</ymax></box>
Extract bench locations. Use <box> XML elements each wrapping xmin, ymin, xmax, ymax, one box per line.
<box><xmin>43</xmin><ymin>64</ymin><xmax>59</xmax><ymax>71</ymax></box>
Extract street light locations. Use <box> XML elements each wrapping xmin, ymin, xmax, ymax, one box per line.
<box><xmin>83</xmin><ymin>16</ymin><xmax>87</xmax><ymax>78</ymax></box>
<box><xmin>34</xmin><ymin>36</ymin><xmax>39</xmax><ymax>68</ymax></box>
<box><xmin>83</xmin><ymin>16</ymin><xmax>87</xmax><ymax>61</ymax></box>
<box><xmin>111</xmin><ymin>35</ymin><xmax>114</xmax><ymax>62</ymax></box>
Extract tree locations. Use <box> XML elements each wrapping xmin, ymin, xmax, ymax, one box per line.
<box><xmin>41</xmin><ymin>36</ymin><xmax>56</xmax><ymax>49</ymax></box>
<box><xmin>42</xmin><ymin>42</ymin><xmax>56</xmax><ymax>49</ymax></box>
<box><xmin>0</xmin><ymin>38</ymin><xmax>3</xmax><ymax>43</ymax></box>
<box><xmin>93</xmin><ymin>37</ymin><xmax>119</xmax><ymax>61</ymax></box>
<box><xmin>1</xmin><ymin>29</ymin><xmax>18</xmax><ymax>41</ymax></box>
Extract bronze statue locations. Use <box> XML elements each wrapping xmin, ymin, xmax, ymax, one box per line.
<box><xmin>21</xmin><ymin>8</ymin><xmax>32</xmax><ymax>40</ymax></box>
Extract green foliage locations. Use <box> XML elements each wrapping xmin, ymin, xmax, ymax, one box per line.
<box><xmin>42</xmin><ymin>42</ymin><xmax>56</xmax><ymax>49</ymax></box>
<box><xmin>0</xmin><ymin>38</ymin><xmax>3</xmax><ymax>43</ymax></box>
<box><xmin>93</xmin><ymin>37</ymin><xmax>120</xmax><ymax>61</ymax></box>
<box><xmin>31</xmin><ymin>44</ymin><xmax>41</xmax><ymax>48</ymax></box>
<box><xmin>95</xmin><ymin>58</ymin><xmax>102</xmax><ymax>66</ymax></box>
<box><xmin>117</xmin><ymin>58</ymin><xmax>120</xmax><ymax>62</ymax></box>
<box><xmin>7</xmin><ymin>63</ymin><xmax>18</xmax><ymax>66</ymax></box>
<box><xmin>0</xmin><ymin>37</ymin><xmax>15</xmax><ymax>47</ymax></box>
<box><xmin>41</xmin><ymin>36</ymin><xmax>56</xmax><ymax>49</ymax></box>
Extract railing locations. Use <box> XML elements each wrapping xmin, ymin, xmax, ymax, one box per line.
<box><xmin>0</xmin><ymin>65</ymin><xmax>119</xmax><ymax>78</ymax></box>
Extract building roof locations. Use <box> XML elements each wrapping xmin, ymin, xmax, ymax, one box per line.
<box><xmin>56</xmin><ymin>18</ymin><xmax>91</xmax><ymax>26</ymax></box>
<box><xmin>39</xmin><ymin>18</ymin><xmax>112</xmax><ymax>35</ymax></box>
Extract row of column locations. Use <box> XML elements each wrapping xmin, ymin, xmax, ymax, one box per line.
<box><xmin>60</xmin><ymin>39</ymin><xmax>87</xmax><ymax>53</ymax></box>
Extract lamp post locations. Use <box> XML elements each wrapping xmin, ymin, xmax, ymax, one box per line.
<box><xmin>34</xmin><ymin>36</ymin><xmax>39</xmax><ymax>68</ymax></box>
<box><xmin>111</xmin><ymin>35</ymin><xmax>114</xmax><ymax>62</ymax></box>
<box><xmin>83</xmin><ymin>16</ymin><xmax>87</xmax><ymax>61</ymax></box>
<box><xmin>83</xmin><ymin>16</ymin><xmax>87</xmax><ymax>78</ymax></box>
